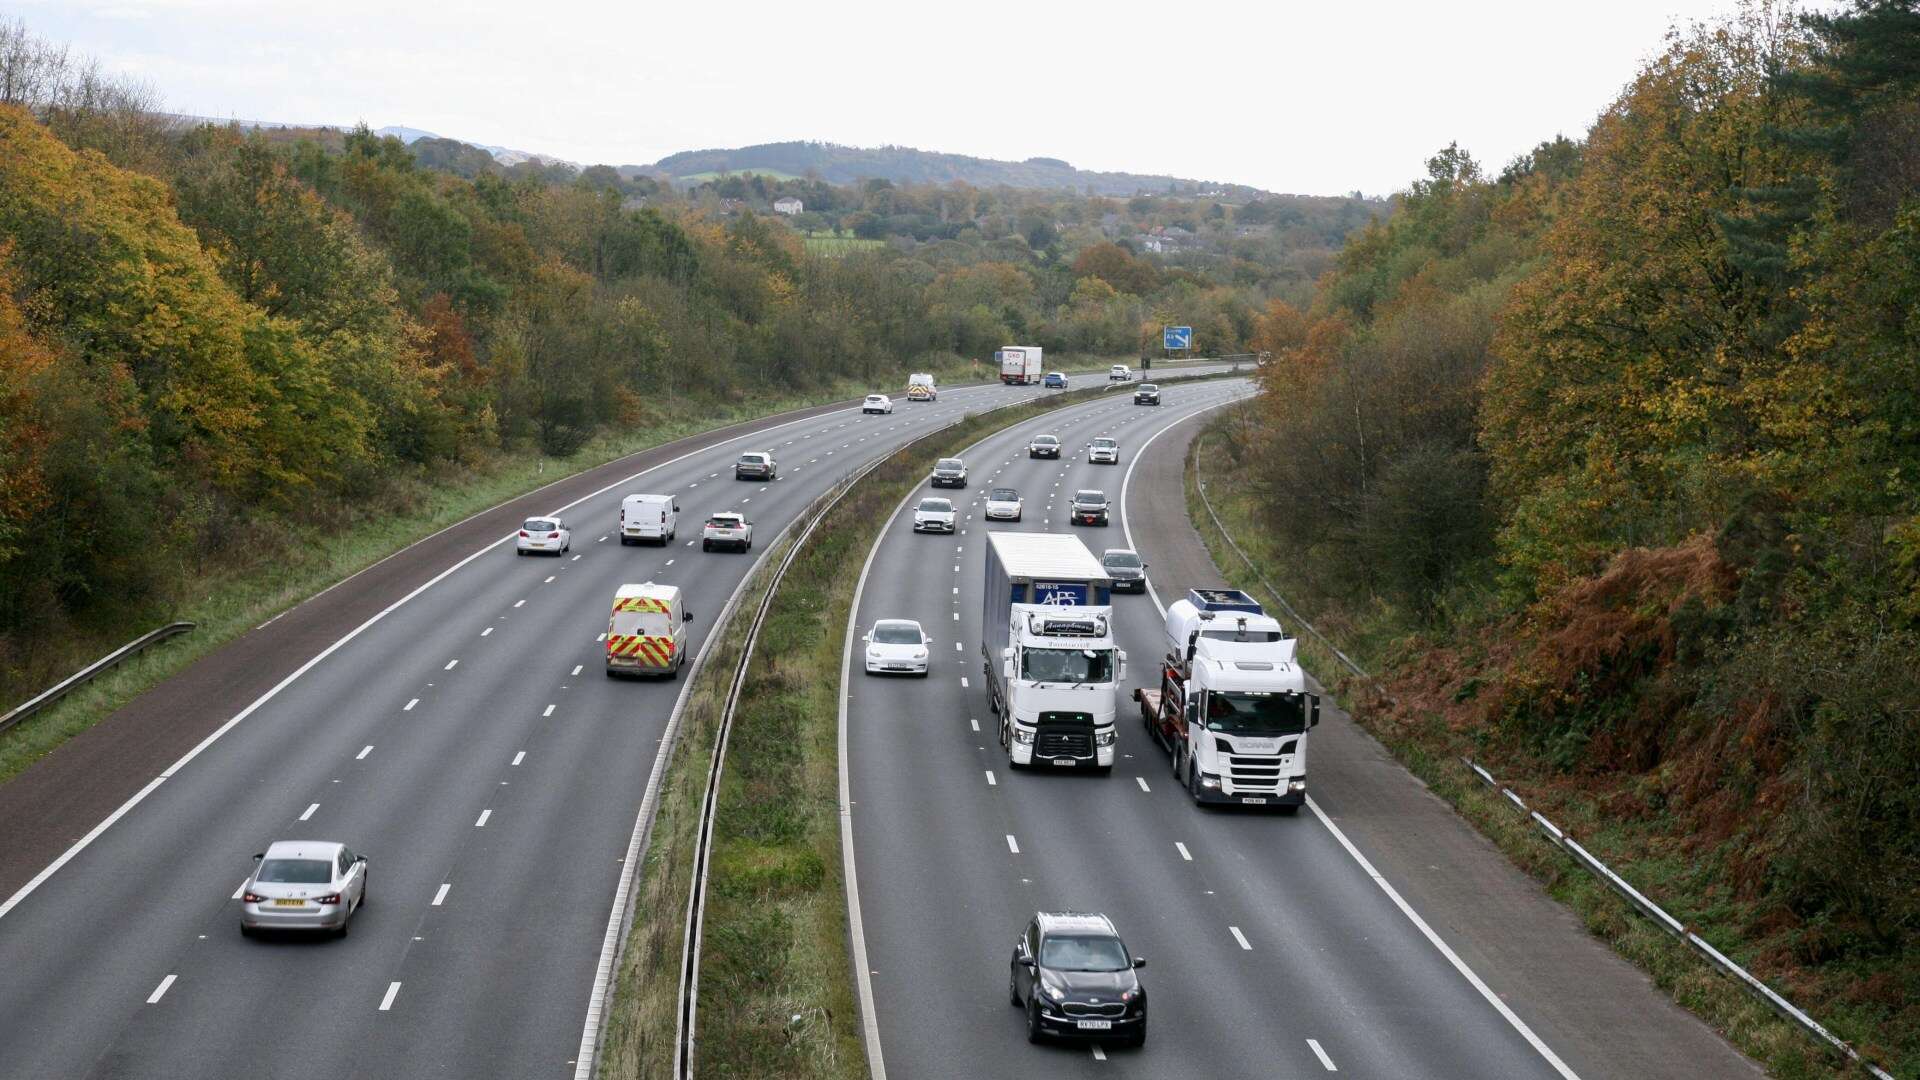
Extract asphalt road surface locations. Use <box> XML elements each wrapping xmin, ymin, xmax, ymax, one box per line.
<box><xmin>841</xmin><ymin>380</ymin><xmax>1759</xmax><ymax>1079</ymax></box>
<box><xmin>0</xmin><ymin>371</ymin><xmax>1214</xmax><ymax>1080</ymax></box>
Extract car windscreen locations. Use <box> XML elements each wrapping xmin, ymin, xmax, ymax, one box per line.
<box><xmin>523</xmin><ymin>519</ymin><xmax>556</xmax><ymax>532</ymax></box>
<box><xmin>1205</xmin><ymin>691</ymin><xmax>1310</xmax><ymax>736</ymax></box>
<box><xmin>1103</xmin><ymin>552</ymin><xmax>1142</xmax><ymax>568</ymax></box>
<box><xmin>1141</xmin><ymin>384</ymin><xmax>1158</xmax><ymax>391</ymax></box>
<box><xmin>1092</xmin><ymin>439</ymin><xmax>1115</xmax><ymax>448</ymax></box>
<box><xmin>991</xmin><ymin>489</ymin><xmax>1018</xmax><ymax>501</ymax></box>
<box><xmin>919</xmin><ymin>499</ymin><xmax>952</xmax><ymax>512</ymax></box>
<box><xmin>1021</xmin><ymin>647</ymin><xmax>1115</xmax><ymax>683</ymax></box>
<box><xmin>937</xmin><ymin>459</ymin><xmax>963</xmax><ymax>469</ymax></box>
<box><xmin>256</xmin><ymin>858</ymin><xmax>332</xmax><ymax>884</ymax></box>
<box><xmin>1039</xmin><ymin>935</ymin><xmax>1130</xmax><ymax>972</ymax></box>
<box><xmin>611</xmin><ymin>611</ymin><xmax>672</xmax><ymax>636</ymax></box>
<box><xmin>1074</xmin><ymin>493</ymin><xmax>1104</xmax><ymax>505</ymax></box>
<box><xmin>708</xmin><ymin>517</ymin><xmax>741</xmax><ymax>528</ymax></box>
<box><xmin>737</xmin><ymin>454</ymin><xmax>765</xmax><ymax>465</ymax></box>
<box><xmin>872</xmin><ymin>623</ymin><xmax>921</xmax><ymax>644</ymax></box>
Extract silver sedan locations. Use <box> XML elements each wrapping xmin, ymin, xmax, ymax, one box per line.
<box><xmin>240</xmin><ymin>840</ymin><xmax>367</xmax><ymax>937</ymax></box>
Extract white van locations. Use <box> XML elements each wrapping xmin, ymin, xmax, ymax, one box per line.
<box><xmin>606</xmin><ymin>583</ymin><xmax>693</xmax><ymax>678</ymax></box>
<box><xmin>620</xmin><ymin>494</ymin><xmax>678</xmax><ymax>546</ymax></box>
<box><xmin>906</xmin><ymin>373</ymin><xmax>937</xmax><ymax>401</ymax></box>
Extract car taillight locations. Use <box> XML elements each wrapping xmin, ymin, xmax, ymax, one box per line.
<box><xmin>242</xmin><ymin>891</ymin><xmax>265</xmax><ymax>903</ymax></box>
<box><xmin>519</xmin><ymin>530</ymin><xmax>529</xmax><ymax>537</ymax></box>
<box><xmin>547</xmin><ymin>532</ymin><xmax>561</xmax><ymax>539</ymax></box>
<box><xmin>315</xmin><ymin>893</ymin><xmax>342</xmax><ymax>906</ymax></box>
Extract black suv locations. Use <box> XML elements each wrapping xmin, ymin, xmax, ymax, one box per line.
<box><xmin>1010</xmin><ymin>912</ymin><xmax>1146</xmax><ymax>1046</ymax></box>
<box><xmin>1134</xmin><ymin>383</ymin><xmax>1160</xmax><ymax>406</ymax></box>
<box><xmin>1071</xmin><ymin>490</ymin><xmax>1110</xmax><ymax>527</ymax></box>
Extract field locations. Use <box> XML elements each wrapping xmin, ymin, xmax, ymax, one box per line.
<box><xmin>802</xmin><ymin>232</ymin><xmax>886</xmax><ymax>256</ymax></box>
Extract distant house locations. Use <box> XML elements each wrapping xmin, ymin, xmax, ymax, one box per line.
<box><xmin>1137</xmin><ymin>234</ymin><xmax>1168</xmax><ymax>253</ymax></box>
<box><xmin>773</xmin><ymin>196</ymin><xmax>804</xmax><ymax>215</ymax></box>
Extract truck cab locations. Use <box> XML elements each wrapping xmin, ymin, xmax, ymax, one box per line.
<box><xmin>1138</xmin><ymin>589</ymin><xmax>1318</xmax><ymax>809</ymax></box>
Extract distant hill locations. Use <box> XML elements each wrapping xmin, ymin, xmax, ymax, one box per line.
<box><xmin>645</xmin><ymin>142</ymin><xmax>1266</xmax><ymax>197</ymax></box>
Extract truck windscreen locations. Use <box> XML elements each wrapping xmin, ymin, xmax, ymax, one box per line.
<box><xmin>1021</xmin><ymin>648</ymin><xmax>1114</xmax><ymax>683</ymax></box>
<box><xmin>1205</xmin><ymin>691</ymin><xmax>1309</xmax><ymax>735</ymax></box>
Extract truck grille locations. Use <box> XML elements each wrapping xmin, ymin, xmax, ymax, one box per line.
<box><xmin>1225</xmin><ymin>755</ymin><xmax>1288</xmax><ymax>789</ymax></box>
<box><xmin>1063</xmin><ymin>1002</ymin><xmax>1126</xmax><ymax>1018</ymax></box>
<box><xmin>1036</xmin><ymin>731</ymin><xmax>1092</xmax><ymax>759</ymax></box>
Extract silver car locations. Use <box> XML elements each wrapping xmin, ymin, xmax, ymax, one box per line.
<box><xmin>240</xmin><ymin>840</ymin><xmax>367</xmax><ymax>937</ymax></box>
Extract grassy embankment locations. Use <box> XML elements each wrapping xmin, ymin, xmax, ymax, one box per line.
<box><xmin>1180</xmin><ymin>415</ymin><xmax>1875</xmax><ymax>1080</ymax></box>
<box><xmin>599</xmin><ymin>373</ymin><xmax>1240</xmax><ymax>1078</ymax></box>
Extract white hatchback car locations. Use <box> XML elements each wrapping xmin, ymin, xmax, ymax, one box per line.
<box><xmin>702</xmin><ymin>512</ymin><xmax>753</xmax><ymax>552</ymax></box>
<box><xmin>863</xmin><ymin>619</ymin><xmax>931</xmax><ymax>676</ymax></box>
<box><xmin>1088</xmin><ymin>437</ymin><xmax>1120</xmax><ymax>464</ymax></box>
<box><xmin>863</xmin><ymin>394</ymin><xmax>895</xmax><ymax>415</ymax></box>
<box><xmin>516</xmin><ymin>516</ymin><xmax>571</xmax><ymax>556</ymax></box>
<box><xmin>1110</xmin><ymin>364</ymin><xmax>1132</xmax><ymax>381</ymax></box>
<box><xmin>240</xmin><ymin>840</ymin><xmax>367</xmax><ymax>938</ymax></box>
<box><xmin>985</xmin><ymin>488</ymin><xmax>1024</xmax><ymax>521</ymax></box>
<box><xmin>913</xmin><ymin>497</ymin><xmax>957</xmax><ymax>534</ymax></box>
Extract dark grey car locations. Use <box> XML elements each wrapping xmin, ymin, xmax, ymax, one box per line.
<box><xmin>1101</xmin><ymin>549</ymin><xmax>1147</xmax><ymax>592</ymax></box>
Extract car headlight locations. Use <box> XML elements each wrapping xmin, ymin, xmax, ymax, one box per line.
<box><xmin>1040</xmin><ymin>980</ymin><xmax>1065</xmax><ymax>1002</ymax></box>
<box><xmin>1289</xmin><ymin>780</ymin><xmax>1307</xmax><ymax>792</ymax></box>
<box><xmin>1095</xmin><ymin>729</ymin><xmax>1116</xmax><ymax>747</ymax></box>
<box><xmin>1200</xmin><ymin>774</ymin><xmax>1222</xmax><ymax>789</ymax></box>
<box><xmin>1013</xmin><ymin>728</ymin><xmax>1034</xmax><ymax>744</ymax></box>
<box><xmin>912</xmin><ymin>650</ymin><xmax>927</xmax><ymax>660</ymax></box>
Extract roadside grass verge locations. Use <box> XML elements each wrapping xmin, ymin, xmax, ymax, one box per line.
<box><xmin>0</xmin><ymin>383</ymin><xmax>878</xmax><ymax>787</ymax></box>
<box><xmin>605</xmin><ymin>371</ymin><xmax>1244</xmax><ymax>1078</ymax></box>
<box><xmin>1180</xmin><ymin>416</ymin><xmax>1862</xmax><ymax>1080</ymax></box>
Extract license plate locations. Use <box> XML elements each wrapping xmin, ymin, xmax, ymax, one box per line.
<box><xmin>1076</xmin><ymin>1020</ymin><xmax>1112</xmax><ymax>1030</ymax></box>
<box><xmin>273</xmin><ymin>898</ymin><xmax>305</xmax><ymax>907</ymax></box>
<box><xmin>1241</xmin><ymin>797</ymin><xmax>1268</xmax><ymax>805</ymax></box>
<box><xmin>1052</xmin><ymin>758</ymin><xmax>1077</xmax><ymax>767</ymax></box>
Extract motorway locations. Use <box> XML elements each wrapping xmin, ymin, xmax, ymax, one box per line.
<box><xmin>0</xmin><ymin>371</ymin><xmax>1208</xmax><ymax>1079</ymax></box>
<box><xmin>841</xmin><ymin>381</ymin><xmax>1759</xmax><ymax>1078</ymax></box>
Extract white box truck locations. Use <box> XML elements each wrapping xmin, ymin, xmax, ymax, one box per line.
<box><xmin>620</xmin><ymin>493</ymin><xmax>678</xmax><ymax>545</ymax></box>
<box><xmin>997</xmin><ymin>345</ymin><xmax>1044</xmax><ymax>385</ymax></box>
<box><xmin>1135</xmin><ymin>589</ymin><xmax>1319</xmax><ymax>810</ymax></box>
<box><xmin>982</xmin><ymin>533</ymin><xmax>1124</xmax><ymax>773</ymax></box>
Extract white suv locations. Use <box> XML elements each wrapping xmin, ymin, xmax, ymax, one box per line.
<box><xmin>702</xmin><ymin>512</ymin><xmax>753</xmax><ymax>552</ymax></box>
<box><xmin>1110</xmin><ymin>364</ymin><xmax>1131</xmax><ymax>381</ymax></box>
<box><xmin>863</xmin><ymin>394</ymin><xmax>894</xmax><ymax>415</ymax></box>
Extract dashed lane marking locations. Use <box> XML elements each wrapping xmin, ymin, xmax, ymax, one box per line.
<box><xmin>432</xmin><ymin>883</ymin><xmax>451</xmax><ymax>907</ymax></box>
<box><xmin>146</xmin><ymin>974</ymin><xmax>177</xmax><ymax>1004</ymax></box>
<box><xmin>299</xmin><ymin>803</ymin><xmax>319</xmax><ymax>822</ymax></box>
<box><xmin>512</xmin><ymin>751</ymin><xmax>526</xmax><ymax>766</ymax></box>
<box><xmin>357</xmin><ymin>745</ymin><xmax>373</xmax><ymax>760</ymax></box>
<box><xmin>1005</xmin><ymin>834</ymin><xmax>1019</xmax><ymax>854</ymax></box>
<box><xmin>1175</xmin><ymin>842</ymin><xmax>1192</xmax><ymax>861</ymax></box>
<box><xmin>474</xmin><ymin>809</ymin><xmax>491</xmax><ymax>827</ymax></box>
<box><xmin>378</xmin><ymin>982</ymin><xmax>402</xmax><ymax>1011</ymax></box>
<box><xmin>1229</xmin><ymin>925</ymin><xmax>1252</xmax><ymax>950</ymax></box>
<box><xmin>1308</xmin><ymin>1039</ymin><xmax>1338</xmax><ymax>1071</ymax></box>
<box><xmin>404</xmin><ymin>698</ymin><xmax>418</xmax><ymax>711</ymax></box>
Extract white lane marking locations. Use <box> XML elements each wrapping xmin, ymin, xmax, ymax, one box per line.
<box><xmin>512</xmin><ymin>751</ymin><xmax>526</xmax><ymax>766</ymax></box>
<box><xmin>1229</xmin><ymin>925</ymin><xmax>1252</xmax><ymax>950</ymax></box>
<box><xmin>970</xmin><ymin>718</ymin><xmax>980</xmax><ymax>732</ymax></box>
<box><xmin>146</xmin><ymin>974</ymin><xmax>177</xmax><ymax>1004</ymax></box>
<box><xmin>571</xmin><ymin>664</ymin><xmax>583</xmax><ymax>676</ymax></box>
<box><xmin>432</xmin><ymin>883</ymin><xmax>451</xmax><ymax>906</ymax></box>
<box><xmin>1310</xmin><ymin>796</ymin><xmax>1581</xmax><ymax>1075</ymax></box>
<box><xmin>514</xmin><ymin>599</ymin><xmax>526</xmax><ymax>608</ymax></box>
<box><xmin>1136</xmin><ymin>777</ymin><xmax>1151</xmax><ymax>793</ymax></box>
<box><xmin>953</xmin><ymin>612</ymin><xmax>959</xmax><ymax>621</ymax></box>
<box><xmin>1005</xmin><ymin>834</ymin><xmax>1020</xmax><ymax>854</ymax></box>
<box><xmin>954</xmin><ymin>641</ymin><xmax>962</xmax><ymax>651</ymax></box>
<box><xmin>665</xmin><ymin>559</ymin><xmax>674</xmax><ymax>566</ymax></box>
<box><xmin>597</xmin><ymin>633</ymin><xmax>606</xmax><ymax>642</ymax></box>
<box><xmin>960</xmin><ymin>677</ymin><xmax>969</xmax><ymax>688</ymax></box>
<box><xmin>1308</xmin><ymin>1039</ymin><xmax>1338</xmax><ymax>1071</ymax></box>
<box><xmin>544</xmin><ymin>575</ymin><xmax>556</xmax><ymax>584</ymax></box>
<box><xmin>572</xmin><ymin>554</ymin><xmax>582</xmax><ymax>562</ymax></box>
<box><xmin>481</xmin><ymin>627</ymin><xmax>493</xmax><ymax>637</ymax></box>
<box><xmin>404</xmin><ymin>698</ymin><xmax>418</xmax><ymax>711</ymax></box>
<box><xmin>1175</xmin><ymin>842</ymin><xmax>1193</xmax><ymax>861</ymax></box>
<box><xmin>299</xmin><ymin>803</ymin><xmax>319</xmax><ymax>822</ymax></box>
<box><xmin>952</xmin><ymin>587</ymin><xmax>958</xmax><ymax>594</ymax></box>
<box><xmin>1121</xmin><ymin>389</ymin><xmax>1253</xmax><ymax>614</ymax></box>
<box><xmin>379</xmin><ymin>981</ymin><xmax>402</xmax><ymax>1011</ymax></box>
<box><xmin>357</xmin><ymin>745</ymin><xmax>373</xmax><ymax>760</ymax></box>
<box><xmin>686</xmin><ymin>539</ymin><xmax>695</xmax><ymax>546</ymax></box>
<box><xmin>985</xmin><ymin>770</ymin><xmax>997</xmax><ymax>787</ymax></box>
<box><xmin>543</xmin><ymin>704</ymin><xmax>556</xmax><ymax>717</ymax></box>
<box><xmin>598</xmin><ymin>535</ymin><xmax>607</xmax><ymax>541</ymax></box>
<box><xmin>1091</xmin><ymin>1045</ymin><xmax>1107</xmax><ymax>1061</ymax></box>
<box><xmin>474</xmin><ymin>809</ymin><xmax>491</xmax><ymax>827</ymax></box>
<box><xmin>444</xmin><ymin>659</ymin><xmax>458</xmax><ymax>670</ymax></box>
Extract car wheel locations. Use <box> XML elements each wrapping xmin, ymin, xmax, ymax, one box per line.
<box><xmin>1009</xmin><ymin>973</ymin><xmax>1022</xmax><ymax>1007</ymax></box>
<box><xmin>1026</xmin><ymin>998</ymin><xmax>1044</xmax><ymax>1044</ymax></box>
<box><xmin>515</xmin><ymin>549</ymin><xmax>524</xmax><ymax>557</ymax></box>
<box><xmin>358</xmin><ymin>875</ymin><xmax>368</xmax><ymax>909</ymax></box>
<box><xmin>1127</xmin><ymin>1023</ymin><xmax>1146</xmax><ymax>1048</ymax></box>
<box><xmin>606</xmin><ymin>668</ymin><xmax>618</xmax><ymax>678</ymax></box>
<box><xmin>336</xmin><ymin>916</ymin><xmax>350</xmax><ymax>939</ymax></box>
<box><xmin>240</xmin><ymin>923</ymin><xmax>254</xmax><ymax>939</ymax></box>
<box><xmin>702</xmin><ymin>540</ymin><xmax>711</xmax><ymax>551</ymax></box>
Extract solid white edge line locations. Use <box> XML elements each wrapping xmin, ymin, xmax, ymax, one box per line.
<box><xmin>1308</xmin><ymin>1037</ymin><xmax>1338</xmax><ymax>1071</ymax></box>
<box><xmin>1309</xmin><ymin>796</ymin><xmax>1580</xmax><ymax>1079</ymax></box>
<box><xmin>1123</xmin><ymin>383</ymin><xmax>1579</xmax><ymax>1080</ymax></box>
<box><xmin>0</xmin><ymin>385</ymin><xmax>1015</xmax><ymax>928</ymax></box>
<box><xmin>146</xmin><ymin>973</ymin><xmax>177</xmax><ymax>1004</ymax></box>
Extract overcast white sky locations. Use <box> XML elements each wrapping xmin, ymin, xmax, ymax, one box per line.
<box><xmin>13</xmin><ymin>0</ymin><xmax>1750</xmax><ymax>195</ymax></box>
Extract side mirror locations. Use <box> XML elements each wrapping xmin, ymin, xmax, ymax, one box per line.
<box><xmin>1003</xmin><ymin>660</ymin><xmax>1015</xmax><ymax>679</ymax></box>
<box><xmin>862</xmin><ymin>633</ymin><xmax>871</xmax><ymax>642</ymax></box>
<box><xmin>1309</xmin><ymin>695</ymin><xmax>1321</xmax><ymax>728</ymax></box>
<box><xmin>253</xmin><ymin>853</ymin><xmax>264</xmax><ymax>861</ymax></box>
<box><xmin>683</xmin><ymin>611</ymin><xmax>694</xmax><ymax>623</ymax></box>
<box><xmin>1000</xmin><ymin>648</ymin><xmax>1013</xmax><ymax>661</ymax></box>
<box><xmin>922</xmin><ymin>635</ymin><xmax>933</xmax><ymax>646</ymax></box>
<box><xmin>357</xmin><ymin>855</ymin><xmax>369</xmax><ymax>864</ymax></box>
<box><xmin>1019</xmin><ymin>957</ymin><xmax>1037</xmax><ymax>969</ymax></box>
<box><xmin>1133</xmin><ymin>957</ymin><xmax>1147</xmax><ymax>969</ymax></box>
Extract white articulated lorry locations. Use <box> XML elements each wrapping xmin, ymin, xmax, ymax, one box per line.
<box><xmin>997</xmin><ymin>345</ymin><xmax>1044</xmax><ymax>385</ymax></box>
<box><xmin>1135</xmin><ymin>588</ymin><xmax>1319</xmax><ymax>810</ymax></box>
<box><xmin>982</xmin><ymin>533</ymin><xmax>1124</xmax><ymax>773</ymax></box>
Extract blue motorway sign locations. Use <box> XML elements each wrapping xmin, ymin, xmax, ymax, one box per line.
<box><xmin>1163</xmin><ymin>325</ymin><xmax>1193</xmax><ymax>350</ymax></box>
